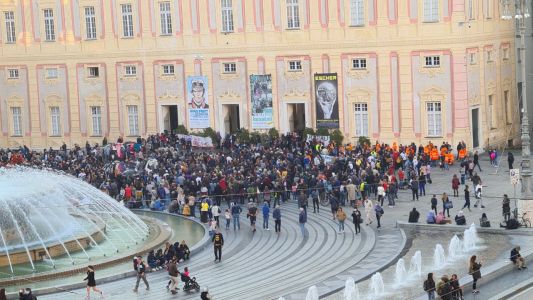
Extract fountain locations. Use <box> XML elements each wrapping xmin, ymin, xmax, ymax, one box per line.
<box><xmin>408</xmin><ymin>250</ymin><xmax>422</xmax><ymax>277</ymax></box>
<box><xmin>305</xmin><ymin>285</ymin><xmax>319</xmax><ymax>300</ymax></box>
<box><xmin>433</xmin><ymin>244</ymin><xmax>446</xmax><ymax>269</ymax></box>
<box><xmin>344</xmin><ymin>277</ymin><xmax>360</xmax><ymax>300</ymax></box>
<box><xmin>369</xmin><ymin>273</ymin><xmax>385</xmax><ymax>297</ymax></box>
<box><xmin>0</xmin><ymin>167</ymin><xmax>152</xmax><ymax>279</ymax></box>
<box><xmin>448</xmin><ymin>235</ymin><xmax>463</xmax><ymax>259</ymax></box>
<box><xmin>463</xmin><ymin>223</ymin><xmax>479</xmax><ymax>251</ymax></box>
<box><xmin>394</xmin><ymin>259</ymin><xmax>408</xmax><ymax>286</ymax></box>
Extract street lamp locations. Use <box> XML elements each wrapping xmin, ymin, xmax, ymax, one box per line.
<box><xmin>501</xmin><ymin>0</ymin><xmax>532</xmax><ymax>222</ymax></box>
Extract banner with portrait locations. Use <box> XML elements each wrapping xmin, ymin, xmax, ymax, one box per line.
<box><xmin>314</xmin><ymin>73</ymin><xmax>339</xmax><ymax>128</ymax></box>
<box><xmin>250</xmin><ymin>74</ymin><xmax>274</xmax><ymax>129</ymax></box>
<box><xmin>187</xmin><ymin>76</ymin><xmax>210</xmax><ymax>128</ymax></box>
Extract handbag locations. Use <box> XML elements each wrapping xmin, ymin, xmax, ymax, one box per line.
<box><xmin>445</xmin><ymin>201</ymin><xmax>453</xmax><ymax>209</ymax></box>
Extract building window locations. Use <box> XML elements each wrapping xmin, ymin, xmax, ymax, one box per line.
<box><xmin>11</xmin><ymin>107</ymin><xmax>22</xmax><ymax>136</ymax></box>
<box><xmin>288</xmin><ymin>60</ymin><xmax>302</xmax><ymax>71</ymax></box>
<box><xmin>127</xmin><ymin>105</ymin><xmax>139</xmax><ymax>136</ymax></box>
<box><xmin>160</xmin><ymin>1</ymin><xmax>172</xmax><ymax>35</ymax></box>
<box><xmin>4</xmin><ymin>11</ymin><xmax>16</xmax><ymax>43</ymax></box>
<box><xmin>121</xmin><ymin>4</ymin><xmax>134</xmax><ymax>37</ymax></box>
<box><xmin>221</xmin><ymin>0</ymin><xmax>234</xmax><ymax>32</ymax></box>
<box><xmin>354</xmin><ymin>103</ymin><xmax>368</xmax><ymax>137</ymax></box>
<box><xmin>504</xmin><ymin>90</ymin><xmax>511</xmax><ymax>124</ymax></box>
<box><xmin>423</xmin><ymin>0</ymin><xmax>439</xmax><ymax>22</ymax></box>
<box><xmin>469</xmin><ymin>53</ymin><xmax>477</xmax><ymax>65</ymax></box>
<box><xmin>50</xmin><ymin>106</ymin><xmax>61</xmax><ymax>136</ymax></box>
<box><xmin>487</xmin><ymin>50</ymin><xmax>493</xmax><ymax>62</ymax></box>
<box><xmin>485</xmin><ymin>0</ymin><xmax>493</xmax><ymax>18</ymax></box>
<box><xmin>350</xmin><ymin>0</ymin><xmax>364</xmax><ymax>26</ymax></box>
<box><xmin>503</xmin><ymin>48</ymin><xmax>509</xmax><ymax>60</ymax></box>
<box><xmin>467</xmin><ymin>0</ymin><xmax>474</xmax><ymax>20</ymax></box>
<box><xmin>286</xmin><ymin>0</ymin><xmax>300</xmax><ymax>29</ymax></box>
<box><xmin>488</xmin><ymin>95</ymin><xmax>496</xmax><ymax>129</ymax></box>
<box><xmin>84</xmin><ymin>6</ymin><xmax>97</xmax><ymax>40</ymax></box>
<box><xmin>46</xmin><ymin>68</ymin><xmax>58</xmax><ymax>79</ymax></box>
<box><xmin>88</xmin><ymin>67</ymin><xmax>99</xmax><ymax>78</ymax></box>
<box><xmin>91</xmin><ymin>106</ymin><xmax>102</xmax><ymax>136</ymax></box>
<box><xmin>125</xmin><ymin>65</ymin><xmax>137</xmax><ymax>76</ymax></box>
<box><xmin>162</xmin><ymin>64</ymin><xmax>174</xmax><ymax>75</ymax></box>
<box><xmin>43</xmin><ymin>9</ymin><xmax>55</xmax><ymax>41</ymax></box>
<box><xmin>352</xmin><ymin>58</ymin><xmax>367</xmax><ymax>70</ymax></box>
<box><xmin>424</xmin><ymin>56</ymin><xmax>440</xmax><ymax>67</ymax></box>
<box><xmin>7</xmin><ymin>68</ymin><xmax>19</xmax><ymax>79</ymax></box>
<box><xmin>426</xmin><ymin>102</ymin><xmax>442</xmax><ymax>136</ymax></box>
<box><xmin>223</xmin><ymin>62</ymin><xmax>237</xmax><ymax>73</ymax></box>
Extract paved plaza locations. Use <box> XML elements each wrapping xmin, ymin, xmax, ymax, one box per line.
<box><xmin>39</xmin><ymin>153</ymin><xmax>530</xmax><ymax>300</ymax></box>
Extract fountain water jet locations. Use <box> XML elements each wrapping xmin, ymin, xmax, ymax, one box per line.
<box><xmin>408</xmin><ymin>250</ymin><xmax>422</xmax><ymax>277</ymax></box>
<box><xmin>370</xmin><ymin>273</ymin><xmax>385</xmax><ymax>297</ymax></box>
<box><xmin>448</xmin><ymin>235</ymin><xmax>463</xmax><ymax>260</ymax></box>
<box><xmin>433</xmin><ymin>244</ymin><xmax>446</xmax><ymax>269</ymax></box>
<box><xmin>344</xmin><ymin>277</ymin><xmax>360</xmax><ymax>300</ymax></box>
<box><xmin>394</xmin><ymin>259</ymin><xmax>408</xmax><ymax>286</ymax></box>
<box><xmin>305</xmin><ymin>286</ymin><xmax>319</xmax><ymax>300</ymax></box>
<box><xmin>463</xmin><ymin>223</ymin><xmax>479</xmax><ymax>252</ymax></box>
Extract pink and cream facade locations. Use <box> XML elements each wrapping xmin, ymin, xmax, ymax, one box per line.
<box><xmin>0</xmin><ymin>0</ymin><xmax>520</xmax><ymax>149</ymax></box>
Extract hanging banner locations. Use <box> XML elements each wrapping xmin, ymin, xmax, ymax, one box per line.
<box><xmin>250</xmin><ymin>74</ymin><xmax>274</xmax><ymax>129</ymax></box>
<box><xmin>177</xmin><ymin>134</ymin><xmax>214</xmax><ymax>148</ymax></box>
<box><xmin>306</xmin><ymin>134</ymin><xmax>330</xmax><ymax>146</ymax></box>
<box><xmin>187</xmin><ymin>76</ymin><xmax>210</xmax><ymax>128</ymax></box>
<box><xmin>314</xmin><ymin>73</ymin><xmax>339</xmax><ymax>128</ymax></box>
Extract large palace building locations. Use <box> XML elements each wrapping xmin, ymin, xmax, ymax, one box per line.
<box><xmin>0</xmin><ymin>0</ymin><xmax>521</xmax><ymax>149</ymax></box>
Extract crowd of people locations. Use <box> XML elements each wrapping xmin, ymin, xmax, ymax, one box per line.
<box><xmin>0</xmin><ymin>131</ymin><xmax>525</xmax><ymax>299</ymax></box>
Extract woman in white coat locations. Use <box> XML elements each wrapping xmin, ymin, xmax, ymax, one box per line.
<box><xmin>364</xmin><ymin>198</ymin><xmax>374</xmax><ymax>225</ymax></box>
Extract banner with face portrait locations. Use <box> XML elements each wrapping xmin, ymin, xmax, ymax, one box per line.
<box><xmin>314</xmin><ymin>73</ymin><xmax>339</xmax><ymax>128</ymax></box>
<box><xmin>187</xmin><ymin>76</ymin><xmax>210</xmax><ymax>128</ymax></box>
<box><xmin>250</xmin><ymin>74</ymin><xmax>274</xmax><ymax>129</ymax></box>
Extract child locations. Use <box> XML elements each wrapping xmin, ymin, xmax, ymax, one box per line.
<box><xmin>224</xmin><ymin>209</ymin><xmax>231</xmax><ymax>230</ymax></box>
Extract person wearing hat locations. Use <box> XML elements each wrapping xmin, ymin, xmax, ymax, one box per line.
<box><xmin>133</xmin><ymin>256</ymin><xmax>149</xmax><ymax>292</ymax></box>
<box><xmin>201</xmin><ymin>287</ymin><xmax>213</xmax><ymax>300</ymax></box>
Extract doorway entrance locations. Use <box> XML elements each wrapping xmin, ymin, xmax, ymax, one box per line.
<box><xmin>471</xmin><ymin>108</ymin><xmax>480</xmax><ymax>148</ymax></box>
<box><xmin>161</xmin><ymin>105</ymin><xmax>179</xmax><ymax>134</ymax></box>
<box><xmin>288</xmin><ymin>103</ymin><xmax>306</xmax><ymax>132</ymax></box>
<box><xmin>222</xmin><ymin>104</ymin><xmax>240</xmax><ymax>135</ymax></box>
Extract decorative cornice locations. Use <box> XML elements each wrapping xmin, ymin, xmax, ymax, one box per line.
<box><xmin>219</xmin><ymin>72</ymin><xmax>240</xmax><ymax>80</ymax></box>
<box><xmin>346</xmin><ymin>88</ymin><xmax>372</xmax><ymax>102</ymax></box>
<box><xmin>347</xmin><ymin>68</ymin><xmax>370</xmax><ymax>79</ymax></box>
<box><xmin>218</xmin><ymin>90</ymin><xmax>242</xmax><ymax>101</ymax></box>
<box><xmin>284</xmin><ymin>71</ymin><xmax>304</xmax><ymax>81</ymax></box>
<box><xmin>418</xmin><ymin>66</ymin><xmax>444</xmax><ymax>78</ymax></box>
<box><xmin>283</xmin><ymin>89</ymin><xmax>308</xmax><ymax>100</ymax></box>
<box><xmin>157</xmin><ymin>91</ymin><xmax>184</xmax><ymax>102</ymax></box>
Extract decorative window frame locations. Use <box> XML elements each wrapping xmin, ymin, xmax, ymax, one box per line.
<box><xmin>120</xmin><ymin>64</ymin><xmax>138</xmax><ymax>81</ymax></box>
<box><xmin>418</xmin><ymin>53</ymin><xmax>444</xmax><ymax>78</ymax></box>
<box><xmin>45</xmin><ymin>94</ymin><xmax>63</xmax><ymax>137</ymax></box>
<box><xmin>419</xmin><ymin>86</ymin><xmax>447</xmax><ymax>138</ymax></box>
<box><xmin>121</xmin><ymin>93</ymin><xmax>142</xmax><ymax>136</ymax></box>
<box><xmin>118</xmin><ymin>1</ymin><xmax>136</xmax><ymax>38</ymax></box>
<box><xmin>6</xmin><ymin>96</ymin><xmax>24</xmax><ymax>137</ymax></box>
<box><xmin>41</xmin><ymin>6</ymin><xmax>57</xmax><ymax>42</ymax></box>
<box><xmin>346</xmin><ymin>88</ymin><xmax>373</xmax><ymax>139</ymax></box>
<box><xmin>6</xmin><ymin>68</ymin><xmax>20</xmax><ymax>80</ymax></box>
<box><xmin>43</xmin><ymin>67</ymin><xmax>60</xmax><ymax>85</ymax></box>
<box><xmin>85</xmin><ymin>94</ymin><xmax>105</xmax><ymax>136</ymax></box>
<box><xmin>347</xmin><ymin>55</ymin><xmax>370</xmax><ymax>79</ymax></box>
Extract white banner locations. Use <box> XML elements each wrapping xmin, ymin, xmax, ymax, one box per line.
<box><xmin>177</xmin><ymin>134</ymin><xmax>213</xmax><ymax>148</ymax></box>
<box><xmin>306</xmin><ymin>135</ymin><xmax>330</xmax><ymax>146</ymax></box>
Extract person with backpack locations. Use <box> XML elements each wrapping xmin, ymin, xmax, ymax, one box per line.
<box><xmin>423</xmin><ymin>272</ymin><xmax>436</xmax><ymax>300</ymax></box>
<box><xmin>212</xmin><ymin>229</ymin><xmax>224</xmax><ymax>262</ymax></box>
<box><xmin>374</xmin><ymin>203</ymin><xmax>384</xmax><ymax>229</ymax></box>
<box><xmin>133</xmin><ymin>256</ymin><xmax>150</xmax><ymax>292</ymax></box>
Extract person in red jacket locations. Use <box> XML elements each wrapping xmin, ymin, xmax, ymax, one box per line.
<box><xmin>451</xmin><ymin>174</ymin><xmax>460</xmax><ymax>197</ymax></box>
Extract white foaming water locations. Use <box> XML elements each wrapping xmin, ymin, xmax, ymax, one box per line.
<box><xmin>408</xmin><ymin>250</ymin><xmax>422</xmax><ymax>277</ymax></box>
<box><xmin>448</xmin><ymin>235</ymin><xmax>464</xmax><ymax>259</ymax></box>
<box><xmin>463</xmin><ymin>223</ymin><xmax>479</xmax><ymax>251</ymax></box>
<box><xmin>305</xmin><ymin>286</ymin><xmax>319</xmax><ymax>300</ymax></box>
<box><xmin>343</xmin><ymin>277</ymin><xmax>360</xmax><ymax>300</ymax></box>
<box><xmin>433</xmin><ymin>244</ymin><xmax>446</xmax><ymax>269</ymax></box>
<box><xmin>394</xmin><ymin>259</ymin><xmax>408</xmax><ymax>286</ymax></box>
<box><xmin>370</xmin><ymin>273</ymin><xmax>385</xmax><ymax>297</ymax></box>
<box><xmin>0</xmin><ymin>167</ymin><xmax>149</xmax><ymax>275</ymax></box>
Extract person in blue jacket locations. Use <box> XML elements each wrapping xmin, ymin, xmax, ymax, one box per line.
<box><xmin>262</xmin><ymin>201</ymin><xmax>270</xmax><ymax>230</ymax></box>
